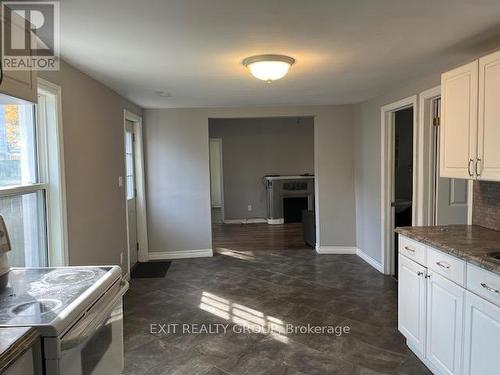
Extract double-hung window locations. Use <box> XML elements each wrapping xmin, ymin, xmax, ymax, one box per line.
<box><xmin>0</xmin><ymin>95</ymin><xmax>47</xmax><ymax>266</ymax></box>
<box><xmin>0</xmin><ymin>83</ymin><xmax>66</xmax><ymax>267</ymax></box>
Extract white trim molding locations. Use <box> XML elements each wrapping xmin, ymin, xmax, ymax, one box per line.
<box><xmin>224</xmin><ymin>218</ymin><xmax>267</xmax><ymax>224</ymax></box>
<box><xmin>315</xmin><ymin>246</ymin><xmax>357</xmax><ymax>254</ymax></box>
<box><xmin>267</xmin><ymin>218</ymin><xmax>284</xmax><ymax>225</ymax></box>
<box><xmin>380</xmin><ymin>95</ymin><xmax>418</xmax><ymax>275</ymax></box>
<box><xmin>417</xmin><ymin>86</ymin><xmax>441</xmax><ymax>226</ymax></box>
<box><xmin>37</xmin><ymin>78</ymin><xmax>69</xmax><ymax>267</ymax></box>
<box><xmin>123</xmin><ymin>110</ymin><xmax>149</xmax><ymax>267</ymax></box>
<box><xmin>356</xmin><ymin>248</ymin><xmax>384</xmax><ymax>273</ymax></box>
<box><xmin>148</xmin><ymin>249</ymin><xmax>213</xmax><ymax>260</ymax></box>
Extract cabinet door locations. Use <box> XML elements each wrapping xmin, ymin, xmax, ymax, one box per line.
<box><xmin>426</xmin><ymin>272</ymin><xmax>465</xmax><ymax>375</ymax></box>
<box><xmin>478</xmin><ymin>50</ymin><xmax>500</xmax><ymax>181</ymax></box>
<box><xmin>463</xmin><ymin>291</ymin><xmax>500</xmax><ymax>375</ymax></box>
<box><xmin>0</xmin><ymin>12</ymin><xmax>38</xmax><ymax>102</ymax></box>
<box><xmin>440</xmin><ymin>61</ymin><xmax>478</xmax><ymax>179</ymax></box>
<box><xmin>398</xmin><ymin>254</ymin><xmax>427</xmax><ymax>356</ymax></box>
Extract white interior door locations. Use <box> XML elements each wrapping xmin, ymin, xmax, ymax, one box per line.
<box><xmin>125</xmin><ymin>120</ymin><xmax>138</xmax><ymax>269</ymax></box>
<box><xmin>433</xmin><ymin>98</ymin><xmax>469</xmax><ymax>225</ymax></box>
<box><xmin>435</xmin><ymin>178</ymin><xmax>468</xmax><ymax>225</ymax></box>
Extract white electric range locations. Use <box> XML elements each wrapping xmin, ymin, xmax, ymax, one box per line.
<box><xmin>0</xmin><ymin>266</ymin><xmax>128</xmax><ymax>375</ymax></box>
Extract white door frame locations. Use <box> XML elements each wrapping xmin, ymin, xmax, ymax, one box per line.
<box><xmin>381</xmin><ymin>95</ymin><xmax>418</xmax><ymax>275</ymax></box>
<box><xmin>209</xmin><ymin>138</ymin><xmax>225</xmax><ymax>221</ymax></box>
<box><xmin>418</xmin><ymin>86</ymin><xmax>442</xmax><ymax>226</ymax></box>
<box><xmin>123</xmin><ymin>110</ymin><xmax>149</xmax><ymax>269</ymax></box>
<box><xmin>418</xmin><ymin>86</ymin><xmax>474</xmax><ymax>226</ymax></box>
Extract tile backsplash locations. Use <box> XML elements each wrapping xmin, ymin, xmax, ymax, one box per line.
<box><xmin>473</xmin><ymin>181</ymin><xmax>500</xmax><ymax>231</ymax></box>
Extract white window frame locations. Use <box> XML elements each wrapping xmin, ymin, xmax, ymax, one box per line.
<box><xmin>0</xmin><ymin>95</ymin><xmax>47</xmax><ymax>266</ymax></box>
<box><xmin>37</xmin><ymin>78</ymin><xmax>68</xmax><ymax>266</ymax></box>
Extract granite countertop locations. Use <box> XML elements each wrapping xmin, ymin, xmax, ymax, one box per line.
<box><xmin>395</xmin><ymin>225</ymin><xmax>500</xmax><ymax>275</ymax></box>
<box><xmin>0</xmin><ymin>327</ymin><xmax>39</xmax><ymax>372</ymax></box>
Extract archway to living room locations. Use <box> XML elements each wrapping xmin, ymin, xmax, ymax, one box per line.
<box><xmin>208</xmin><ymin>116</ymin><xmax>316</xmax><ymax>256</ymax></box>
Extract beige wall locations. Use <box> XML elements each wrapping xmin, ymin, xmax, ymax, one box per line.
<box><xmin>39</xmin><ymin>61</ymin><xmax>142</xmax><ymax>270</ymax></box>
<box><xmin>144</xmin><ymin>105</ymin><xmax>357</xmax><ymax>255</ymax></box>
<box><xmin>353</xmin><ymin>73</ymin><xmax>440</xmax><ymax>263</ymax></box>
<box><xmin>353</xmin><ymin>44</ymin><xmax>500</xmax><ymax>264</ymax></box>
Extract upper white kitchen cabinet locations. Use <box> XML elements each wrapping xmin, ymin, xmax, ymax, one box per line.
<box><xmin>440</xmin><ymin>61</ymin><xmax>478</xmax><ymax>179</ymax></box>
<box><xmin>440</xmin><ymin>50</ymin><xmax>500</xmax><ymax>182</ymax></box>
<box><xmin>0</xmin><ymin>15</ymin><xmax>38</xmax><ymax>102</ymax></box>
<box><xmin>478</xmin><ymin>50</ymin><xmax>500</xmax><ymax>181</ymax></box>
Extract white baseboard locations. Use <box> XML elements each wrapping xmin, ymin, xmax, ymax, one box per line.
<box><xmin>148</xmin><ymin>249</ymin><xmax>213</xmax><ymax>260</ymax></box>
<box><xmin>315</xmin><ymin>246</ymin><xmax>357</xmax><ymax>254</ymax></box>
<box><xmin>356</xmin><ymin>247</ymin><xmax>384</xmax><ymax>273</ymax></box>
<box><xmin>224</xmin><ymin>218</ymin><xmax>267</xmax><ymax>224</ymax></box>
<box><xmin>267</xmin><ymin>218</ymin><xmax>284</xmax><ymax>225</ymax></box>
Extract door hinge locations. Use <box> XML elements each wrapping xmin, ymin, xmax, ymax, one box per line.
<box><xmin>433</xmin><ymin>116</ymin><xmax>440</xmax><ymax>127</ymax></box>
<box><xmin>136</xmin><ymin>242</ymin><xmax>139</xmax><ymax>252</ymax></box>
<box><xmin>132</xmin><ymin>133</ymin><xmax>136</xmax><ymax>142</ymax></box>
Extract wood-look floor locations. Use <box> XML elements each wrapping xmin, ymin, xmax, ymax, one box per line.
<box><xmin>124</xmin><ymin>239</ymin><xmax>430</xmax><ymax>374</ymax></box>
<box><xmin>212</xmin><ymin>223</ymin><xmax>309</xmax><ymax>252</ymax></box>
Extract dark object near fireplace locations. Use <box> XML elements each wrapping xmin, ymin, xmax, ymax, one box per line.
<box><xmin>302</xmin><ymin>210</ymin><xmax>316</xmax><ymax>248</ymax></box>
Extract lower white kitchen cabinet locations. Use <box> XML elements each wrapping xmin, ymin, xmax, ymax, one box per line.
<box><xmin>426</xmin><ymin>272</ymin><xmax>465</xmax><ymax>375</ymax></box>
<box><xmin>398</xmin><ymin>254</ymin><xmax>427</xmax><ymax>356</ymax></box>
<box><xmin>398</xmin><ymin>235</ymin><xmax>500</xmax><ymax>374</ymax></box>
<box><xmin>463</xmin><ymin>290</ymin><xmax>500</xmax><ymax>375</ymax></box>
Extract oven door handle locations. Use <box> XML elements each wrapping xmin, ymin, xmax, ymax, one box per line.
<box><xmin>61</xmin><ymin>280</ymin><xmax>129</xmax><ymax>351</ymax></box>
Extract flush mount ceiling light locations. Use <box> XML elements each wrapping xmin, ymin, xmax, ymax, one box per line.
<box><xmin>242</xmin><ymin>54</ymin><xmax>295</xmax><ymax>82</ymax></box>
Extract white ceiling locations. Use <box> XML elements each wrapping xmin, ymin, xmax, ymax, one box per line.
<box><xmin>60</xmin><ymin>0</ymin><xmax>500</xmax><ymax>108</ymax></box>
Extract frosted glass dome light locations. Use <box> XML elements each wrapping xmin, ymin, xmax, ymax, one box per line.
<box><xmin>242</xmin><ymin>55</ymin><xmax>295</xmax><ymax>82</ymax></box>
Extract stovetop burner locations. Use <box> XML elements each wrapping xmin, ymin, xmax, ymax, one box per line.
<box><xmin>41</xmin><ymin>269</ymin><xmax>101</xmax><ymax>286</ymax></box>
<box><xmin>10</xmin><ymin>299</ymin><xmax>62</xmax><ymax>317</ymax></box>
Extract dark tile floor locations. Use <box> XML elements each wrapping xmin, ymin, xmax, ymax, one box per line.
<box><xmin>124</xmin><ymin>248</ymin><xmax>431</xmax><ymax>374</ymax></box>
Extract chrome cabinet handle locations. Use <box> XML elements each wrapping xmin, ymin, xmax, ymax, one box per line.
<box><xmin>468</xmin><ymin>159</ymin><xmax>474</xmax><ymax>177</ymax></box>
<box><xmin>476</xmin><ymin>158</ymin><xmax>482</xmax><ymax>177</ymax></box>
<box><xmin>404</xmin><ymin>246</ymin><xmax>415</xmax><ymax>253</ymax></box>
<box><xmin>417</xmin><ymin>271</ymin><xmax>424</xmax><ymax>276</ymax></box>
<box><xmin>481</xmin><ymin>282</ymin><xmax>500</xmax><ymax>294</ymax></box>
<box><xmin>436</xmin><ymin>261</ymin><xmax>451</xmax><ymax>270</ymax></box>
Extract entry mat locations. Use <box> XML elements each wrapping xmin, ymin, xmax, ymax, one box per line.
<box><xmin>131</xmin><ymin>261</ymin><xmax>171</xmax><ymax>278</ymax></box>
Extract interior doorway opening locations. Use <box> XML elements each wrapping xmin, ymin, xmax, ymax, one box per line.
<box><xmin>381</xmin><ymin>96</ymin><xmax>418</xmax><ymax>277</ymax></box>
<box><xmin>208</xmin><ymin>116</ymin><xmax>315</xmax><ymax>253</ymax></box>
<box><xmin>393</xmin><ymin>107</ymin><xmax>414</xmax><ymax>279</ymax></box>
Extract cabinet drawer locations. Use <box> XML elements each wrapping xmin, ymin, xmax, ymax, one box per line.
<box><xmin>467</xmin><ymin>264</ymin><xmax>500</xmax><ymax>307</ymax></box>
<box><xmin>399</xmin><ymin>236</ymin><xmax>426</xmax><ymax>266</ymax></box>
<box><xmin>427</xmin><ymin>247</ymin><xmax>466</xmax><ymax>286</ymax></box>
